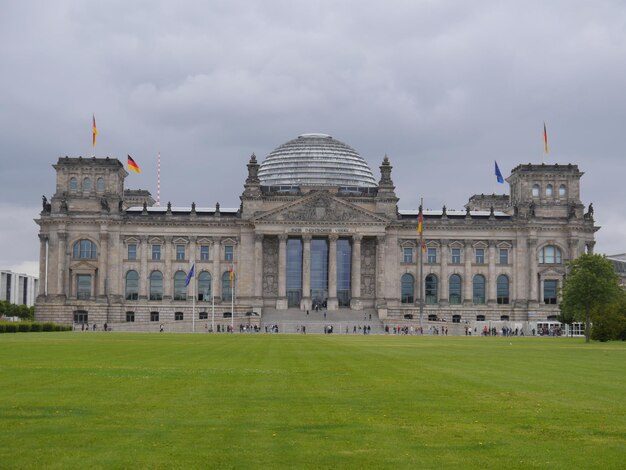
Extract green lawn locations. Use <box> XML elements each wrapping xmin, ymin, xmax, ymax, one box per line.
<box><xmin>0</xmin><ymin>333</ymin><xmax>624</xmax><ymax>469</ymax></box>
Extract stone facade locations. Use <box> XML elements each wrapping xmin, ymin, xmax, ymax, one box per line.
<box><xmin>35</xmin><ymin>151</ymin><xmax>597</xmax><ymax>328</ymax></box>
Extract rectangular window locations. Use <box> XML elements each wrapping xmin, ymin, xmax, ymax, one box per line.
<box><xmin>499</xmin><ymin>248</ymin><xmax>509</xmax><ymax>265</ymax></box>
<box><xmin>127</xmin><ymin>244</ymin><xmax>137</xmax><ymax>260</ymax></box>
<box><xmin>224</xmin><ymin>245</ymin><xmax>234</xmax><ymax>262</ymax></box>
<box><xmin>73</xmin><ymin>310</ymin><xmax>88</xmax><ymax>324</ymax></box>
<box><xmin>126</xmin><ymin>311</ymin><xmax>135</xmax><ymax>322</ymax></box>
<box><xmin>475</xmin><ymin>248</ymin><xmax>485</xmax><ymax>264</ymax></box>
<box><xmin>199</xmin><ymin>312</ymin><xmax>208</xmax><ymax>320</ymax></box>
<box><xmin>152</xmin><ymin>245</ymin><xmax>161</xmax><ymax>261</ymax></box>
<box><xmin>176</xmin><ymin>244</ymin><xmax>185</xmax><ymax>261</ymax></box>
<box><xmin>150</xmin><ymin>311</ymin><xmax>159</xmax><ymax>322</ymax></box>
<box><xmin>427</xmin><ymin>247</ymin><xmax>437</xmax><ymax>264</ymax></box>
<box><xmin>76</xmin><ymin>274</ymin><xmax>91</xmax><ymax>300</ymax></box>
<box><xmin>200</xmin><ymin>245</ymin><xmax>210</xmax><ymax>261</ymax></box>
<box><xmin>451</xmin><ymin>248</ymin><xmax>461</xmax><ymax>264</ymax></box>
<box><xmin>544</xmin><ymin>280</ymin><xmax>558</xmax><ymax>304</ymax></box>
<box><xmin>175</xmin><ymin>312</ymin><xmax>184</xmax><ymax>321</ymax></box>
<box><xmin>403</xmin><ymin>247</ymin><xmax>413</xmax><ymax>263</ymax></box>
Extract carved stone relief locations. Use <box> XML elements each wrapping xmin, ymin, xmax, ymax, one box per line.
<box><xmin>282</xmin><ymin>196</ymin><xmax>357</xmax><ymax>222</ymax></box>
<box><xmin>360</xmin><ymin>237</ymin><xmax>376</xmax><ymax>298</ymax></box>
<box><xmin>262</xmin><ymin>236</ymin><xmax>278</xmax><ymax>296</ymax></box>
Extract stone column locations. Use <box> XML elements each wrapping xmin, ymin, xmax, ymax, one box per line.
<box><xmin>301</xmin><ymin>235</ymin><xmax>312</xmax><ymax>311</ymax></box>
<box><xmin>189</xmin><ymin>236</ymin><xmax>197</xmax><ymax>263</ymax></box>
<box><xmin>375</xmin><ymin>235</ymin><xmax>386</xmax><ymax>307</ymax></box>
<box><xmin>327</xmin><ymin>234</ymin><xmax>338</xmax><ymax>310</ymax></box>
<box><xmin>254</xmin><ymin>233</ymin><xmax>264</xmax><ymax>300</ymax></box>
<box><xmin>528</xmin><ymin>239</ymin><xmax>538</xmax><ymax>304</ymax></box>
<box><xmin>57</xmin><ymin>231</ymin><xmax>66</xmax><ymax>297</ymax></box>
<box><xmin>164</xmin><ymin>236</ymin><xmax>172</xmax><ymax>300</ymax></box>
<box><xmin>463</xmin><ymin>240</ymin><xmax>473</xmax><ymax>304</ymax></box>
<box><xmin>140</xmin><ymin>236</ymin><xmax>148</xmax><ymax>299</ymax></box>
<box><xmin>487</xmin><ymin>240</ymin><xmax>496</xmax><ymax>305</ymax></box>
<box><xmin>98</xmin><ymin>231</ymin><xmax>108</xmax><ymax>299</ymax></box>
<box><xmin>213</xmin><ymin>238</ymin><xmax>222</xmax><ymax>302</ymax></box>
<box><xmin>439</xmin><ymin>240</ymin><xmax>449</xmax><ymax>305</ymax></box>
<box><xmin>585</xmin><ymin>241</ymin><xmax>595</xmax><ymax>255</ymax></box>
<box><xmin>38</xmin><ymin>234</ymin><xmax>47</xmax><ymax>296</ymax></box>
<box><xmin>276</xmin><ymin>234</ymin><xmax>288</xmax><ymax>309</ymax></box>
<box><xmin>510</xmin><ymin>240</ymin><xmax>517</xmax><ymax>304</ymax></box>
<box><xmin>350</xmin><ymin>234</ymin><xmax>362</xmax><ymax>310</ymax></box>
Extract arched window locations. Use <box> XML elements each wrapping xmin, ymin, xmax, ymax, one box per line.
<box><xmin>150</xmin><ymin>271</ymin><xmax>163</xmax><ymax>300</ymax></box>
<box><xmin>425</xmin><ymin>274</ymin><xmax>438</xmax><ymax>304</ymax></box>
<box><xmin>539</xmin><ymin>245</ymin><xmax>562</xmax><ymax>264</ymax></box>
<box><xmin>96</xmin><ymin>177</ymin><xmax>105</xmax><ymax>192</ymax></box>
<box><xmin>559</xmin><ymin>184</ymin><xmax>567</xmax><ymax>197</ymax></box>
<box><xmin>73</xmin><ymin>239</ymin><xmax>97</xmax><ymax>259</ymax></box>
<box><xmin>222</xmin><ymin>271</ymin><xmax>235</xmax><ymax>302</ymax></box>
<box><xmin>400</xmin><ymin>273</ymin><xmax>414</xmax><ymax>304</ymax></box>
<box><xmin>125</xmin><ymin>270</ymin><xmax>139</xmax><ymax>300</ymax></box>
<box><xmin>198</xmin><ymin>271</ymin><xmax>212</xmax><ymax>301</ymax></box>
<box><xmin>497</xmin><ymin>275</ymin><xmax>509</xmax><ymax>304</ymax></box>
<box><xmin>174</xmin><ymin>271</ymin><xmax>187</xmax><ymax>300</ymax></box>
<box><xmin>546</xmin><ymin>184</ymin><xmax>553</xmax><ymax>196</ymax></box>
<box><xmin>532</xmin><ymin>184</ymin><xmax>540</xmax><ymax>197</ymax></box>
<box><xmin>473</xmin><ymin>274</ymin><xmax>486</xmax><ymax>304</ymax></box>
<box><xmin>69</xmin><ymin>177</ymin><xmax>78</xmax><ymax>191</ymax></box>
<box><xmin>83</xmin><ymin>177</ymin><xmax>92</xmax><ymax>192</ymax></box>
<box><xmin>449</xmin><ymin>274</ymin><xmax>462</xmax><ymax>305</ymax></box>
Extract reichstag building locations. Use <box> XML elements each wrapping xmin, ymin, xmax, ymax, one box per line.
<box><xmin>35</xmin><ymin>133</ymin><xmax>597</xmax><ymax>328</ymax></box>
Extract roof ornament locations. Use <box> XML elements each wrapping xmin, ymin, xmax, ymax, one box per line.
<box><xmin>378</xmin><ymin>154</ymin><xmax>393</xmax><ymax>186</ymax></box>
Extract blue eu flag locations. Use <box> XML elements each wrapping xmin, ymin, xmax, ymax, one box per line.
<box><xmin>185</xmin><ymin>263</ymin><xmax>195</xmax><ymax>287</ymax></box>
<box><xmin>495</xmin><ymin>161</ymin><xmax>504</xmax><ymax>184</ymax></box>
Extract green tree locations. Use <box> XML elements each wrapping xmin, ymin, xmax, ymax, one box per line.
<box><xmin>560</xmin><ymin>254</ymin><xmax>623</xmax><ymax>342</ymax></box>
<box><xmin>591</xmin><ymin>294</ymin><xmax>626</xmax><ymax>341</ymax></box>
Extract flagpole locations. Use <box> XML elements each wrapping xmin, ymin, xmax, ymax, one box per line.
<box><xmin>192</xmin><ymin>281</ymin><xmax>196</xmax><ymax>333</ymax></box>
<box><xmin>211</xmin><ymin>275</ymin><xmax>215</xmax><ymax>332</ymax></box>
<box><xmin>192</xmin><ymin>262</ymin><xmax>196</xmax><ymax>334</ymax></box>
<box><xmin>419</xmin><ymin>198</ymin><xmax>424</xmax><ymax>333</ymax></box>
<box><xmin>230</xmin><ymin>252</ymin><xmax>235</xmax><ymax>333</ymax></box>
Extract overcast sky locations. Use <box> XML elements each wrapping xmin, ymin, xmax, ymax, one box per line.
<box><xmin>1</xmin><ymin>0</ymin><xmax>625</xmax><ymax>277</ymax></box>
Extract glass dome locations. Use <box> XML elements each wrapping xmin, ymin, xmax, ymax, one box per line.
<box><xmin>258</xmin><ymin>134</ymin><xmax>377</xmax><ymax>188</ymax></box>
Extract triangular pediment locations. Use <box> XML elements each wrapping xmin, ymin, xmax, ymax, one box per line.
<box><xmin>253</xmin><ymin>192</ymin><xmax>388</xmax><ymax>224</ymax></box>
<box><xmin>70</xmin><ymin>259</ymin><xmax>98</xmax><ymax>270</ymax></box>
<box><xmin>538</xmin><ymin>266</ymin><xmax>565</xmax><ymax>277</ymax></box>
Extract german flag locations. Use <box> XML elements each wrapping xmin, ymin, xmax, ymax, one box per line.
<box><xmin>127</xmin><ymin>155</ymin><xmax>141</xmax><ymax>174</ymax></box>
<box><xmin>92</xmin><ymin>114</ymin><xmax>97</xmax><ymax>147</ymax></box>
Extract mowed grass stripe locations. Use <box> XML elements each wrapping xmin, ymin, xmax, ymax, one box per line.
<box><xmin>0</xmin><ymin>333</ymin><xmax>624</xmax><ymax>469</ymax></box>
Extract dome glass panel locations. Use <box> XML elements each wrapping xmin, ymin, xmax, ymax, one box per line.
<box><xmin>258</xmin><ymin>134</ymin><xmax>377</xmax><ymax>188</ymax></box>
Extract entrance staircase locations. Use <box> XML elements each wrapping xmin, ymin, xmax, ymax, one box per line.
<box><xmin>260</xmin><ymin>307</ymin><xmax>384</xmax><ymax>334</ymax></box>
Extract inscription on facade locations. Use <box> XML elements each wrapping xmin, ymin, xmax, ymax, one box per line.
<box><xmin>288</xmin><ymin>227</ymin><xmax>353</xmax><ymax>234</ymax></box>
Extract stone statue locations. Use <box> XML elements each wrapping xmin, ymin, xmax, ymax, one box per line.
<box><xmin>100</xmin><ymin>197</ymin><xmax>110</xmax><ymax>213</ymax></box>
<box><xmin>568</xmin><ymin>203</ymin><xmax>576</xmax><ymax>220</ymax></box>
<box><xmin>118</xmin><ymin>200</ymin><xmax>124</xmax><ymax>212</ymax></box>
<box><xmin>587</xmin><ymin>202</ymin><xmax>594</xmax><ymax>217</ymax></box>
<box><xmin>191</xmin><ymin>202</ymin><xmax>196</xmax><ymax>212</ymax></box>
<box><xmin>465</xmin><ymin>206</ymin><xmax>471</xmax><ymax>217</ymax></box>
<box><xmin>442</xmin><ymin>205</ymin><xmax>447</xmax><ymax>216</ymax></box>
<box><xmin>167</xmin><ymin>201</ymin><xmax>172</xmax><ymax>212</ymax></box>
<box><xmin>42</xmin><ymin>195</ymin><xmax>51</xmax><ymax>213</ymax></box>
<box><xmin>60</xmin><ymin>197</ymin><xmax>68</xmax><ymax>213</ymax></box>
<box><xmin>529</xmin><ymin>201</ymin><xmax>536</xmax><ymax>217</ymax></box>
<box><xmin>215</xmin><ymin>202</ymin><xmax>220</xmax><ymax>215</ymax></box>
